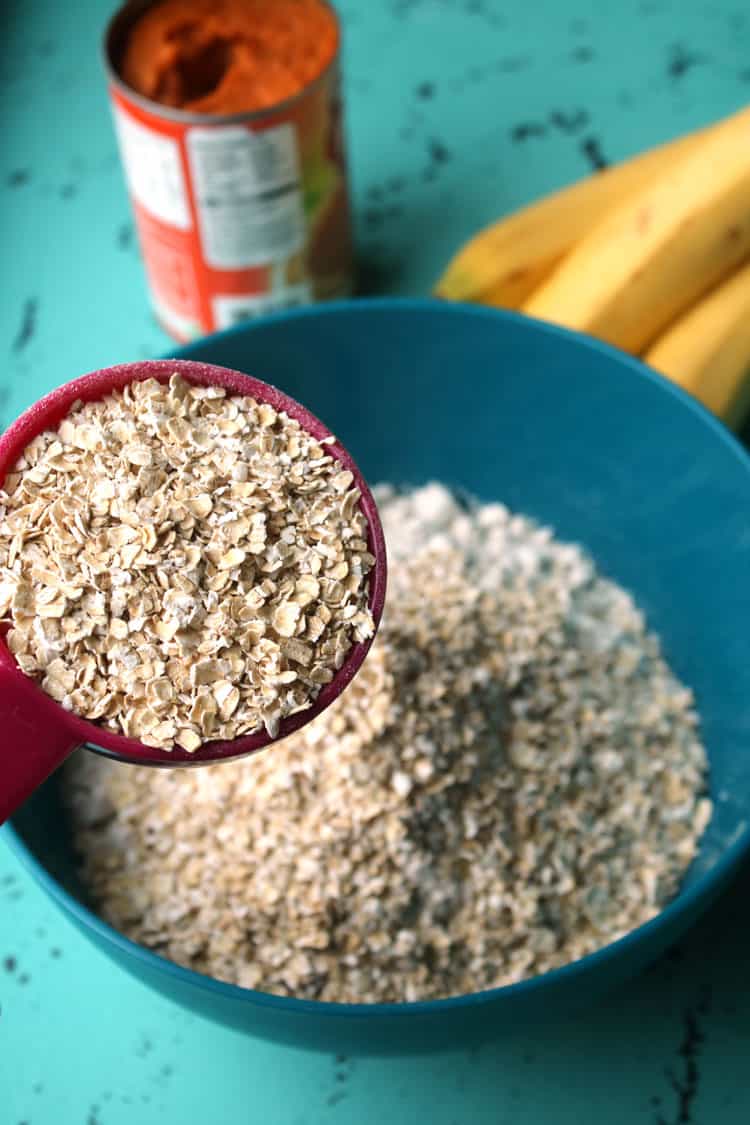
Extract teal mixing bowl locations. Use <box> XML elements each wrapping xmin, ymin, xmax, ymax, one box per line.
<box><xmin>4</xmin><ymin>299</ymin><xmax>750</xmax><ymax>1054</ymax></box>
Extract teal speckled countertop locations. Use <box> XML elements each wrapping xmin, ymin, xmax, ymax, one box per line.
<box><xmin>1</xmin><ymin>1</ymin><xmax>750</xmax><ymax>1122</ymax></box>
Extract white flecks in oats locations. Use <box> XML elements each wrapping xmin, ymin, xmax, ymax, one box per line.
<box><xmin>0</xmin><ymin>375</ymin><xmax>374</xmax><ymax>749</ymax></box>
<box><xmin>63</xmin><ymin>483</ymin><xmax>711</xmax><ymax>1002</ymax></box>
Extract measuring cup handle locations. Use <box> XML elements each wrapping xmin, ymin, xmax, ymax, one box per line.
<box><xmin>0</xmin><ymin>662</ymin><xmax>80</xmax><ymax>825</ymax></box>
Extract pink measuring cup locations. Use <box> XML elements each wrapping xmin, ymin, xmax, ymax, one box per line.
<box><xmin>0</xmin><ymin>359</ymin><xmax>387</xmax><ymax>823</ymax></box>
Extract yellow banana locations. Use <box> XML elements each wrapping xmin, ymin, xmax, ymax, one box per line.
<box><xmin>644</xmin><ymin>259</ymin><xmax>750</xmax><ymax>429</ymax></box>
<box><xmin>523</xmin><ymin>105</ymin><xmax>750</xmax><ymax>352</ymax></box>
<box><xmin>434</xmin><ymin>126</ymin><xmax>706</xmax><ymax>308</ymax></box>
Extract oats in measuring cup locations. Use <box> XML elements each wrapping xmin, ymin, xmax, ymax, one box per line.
<box><xmin>0</xmin><ymin>374</ymin><xmax>374</xmax><ymax>750</ymax></box>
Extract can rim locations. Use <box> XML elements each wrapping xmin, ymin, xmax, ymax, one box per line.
<box><xmin>102</xmin><ymin>0</ymin><xmax>342</xmax><ymax>126</ymax></box>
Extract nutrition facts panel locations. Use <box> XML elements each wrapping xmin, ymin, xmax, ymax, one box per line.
<box><xmin>187</xmin><ymin>124</ymin><xmax>306</xmax><ymax>269</ymax></box>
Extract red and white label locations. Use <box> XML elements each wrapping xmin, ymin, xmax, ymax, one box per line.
<box><xmin>113</xmin><ymin>107</ymin><xmax>192</xmax><ymax>230</ymax></box>
<box><xmin>110</xmin><ymin>66</ymin><xmax>352</xmax><ymax>342</ymax></box>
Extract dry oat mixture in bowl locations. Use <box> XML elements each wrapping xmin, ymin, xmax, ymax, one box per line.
<box><xmin>63</xmin><ymin>482</ymin><xmax>711</xmax><ymax>1003</ymax></box>
<box><xmin>6</xmin><ymin>301</ymin><xmax>750</xmax><ymax>1054</ymax></box>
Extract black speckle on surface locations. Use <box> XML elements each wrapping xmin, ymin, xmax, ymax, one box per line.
<box><xmin>50</xmin><ymin>948</ymin><xmax>62</xmax><ymax>959</ymax></box>
<box><xmin>414</xmin><ymin>134</ymin><xmax>451</xmax><ymax>184</ymax></box>
<box><xmin>738</xmin><ymin>67</ymin><xmax>750</xmax><ymax>83</ymax></box>
<box><xmin>510</xmin><ymin>121</ymin><xmax>546</xmax><ymax>143</ymax></box>
<box><xmin>34</xmin><ymin>927</ymin><xmax>46</xmax><ymax>937</ymax></box>
<box><xmin>18</xmin><ymin>972</ymin><xmax>30</xmax><ymax>985</ymax></box>
<box><xmin>569</xmin><ymin>17</ymin><xmax>588</xmax><ymax>34</ymax></box>
<box><xmin>160</xmin><ymin>1064</ymin><xmax>174</xmax><ymax>1078</ymax></box>
<box><xmin>33</xmin><ymin>1084</ymin><xmax>44</xmax><ymax>1095</ymax></box>
<box><xmin>366</xmin><ymin>186</ymin><xmax>384</xmax><ymax>202</ymax></box>
<box><xmin>580</xmin><ymin>136</ymin><xmax>609</xmax><ymax>171</ymax></box>
<box><xmin>3</xmin><ymin>874</ymin><xmax>16</xmax><ymax>885</ymax></box>
<box><xmin>326</xmin><ymin>1090</ymin><xmax>347</xmax><ymax>1107</ymax></box>
<box><xmin>6</xmin><ymin>169</ymin><xmax>30</xmax><ymax>189</ymax></box>
<box><xmin>12</xmin><ymin>298</ymin><xmax>38</xmax><ymax>353</ymax></box>
<box><xmin>549</xmin><ymin>109</ymin><xmax>589</xmax><ymax>134</ymax></box>
<box><xmin>3</xmin><ymin>955</ymin><xmax>17</xmax><ymax>973</ymax></box>
<box><xmin>571</xmin><ymin>45</ymin><xmax>595</xmax><ymax>63</ymax></box>
<box><xmin>334</xmin><ymin>1052</ymin><xmax>353</xmax><ymax>1084</ymax></box>
<box><xmin>416</xmin><ymin>80</ymin><xmax>435</xmax><ymax>100</ymax></box>
<box><xmin>117</xmin><ymin>222</ymin><xmax>134</xmax><ymax>250</ymax></box>
<box><xmin>667</xmin><ymin>44</ymin><xmax>707</xmax><ymax>80</ymax></box>
<box><xmin>59</xmin><ymin>183</ymin><xmax>76</xmax><ymax>200</ymax></box>
<box><xmin>333</xmin><ymin>1051</ymin><xmax>355</xmax><ymax>1088</ymax></box>
<box><xmin>654</xmin><ymin>1005</ymin><xmax>707</xmax><ymax>1124</ymax></box>
<box><xmin>387</xmin><ymin>176</ymin><xmax>405</xmax><ymax>193</ymax></box>
<box><xmin>87</xmin><ymin>1107</ymin><xmax>101</xmax><ymax>1125</ymax></box>
<box><xmin>428</xmin><ymin>138</ymin><xmax>451</xmax><ymax>165</ymax></box>
<box><xmin>135</xmin><ymin>1035</ymin><xmax>154</xmax><ymax>1059</ymax></box>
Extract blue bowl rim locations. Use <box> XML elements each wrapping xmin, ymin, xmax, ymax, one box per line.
<box><xmin>4</xmin><ymin>295</ymin><xmax>750</xmax><ymax>1020</ymax></box>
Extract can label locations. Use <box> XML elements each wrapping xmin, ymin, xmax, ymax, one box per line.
<box><xmin>186</xmin><ymin>124</ymin><xmax>305</xmax><ymax>269</ymax></box>
<box><xmin>109</xmin><ymin>59</ymin><xmax>352</xmax><ymax>341</ymax></box>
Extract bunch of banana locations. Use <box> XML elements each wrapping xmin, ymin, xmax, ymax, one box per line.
<box><xmin>435</xmin><ymin>105</ymin><xmax>750</xmax><ymax>429</ymax></box>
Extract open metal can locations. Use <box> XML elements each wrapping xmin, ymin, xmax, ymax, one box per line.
<box><xmin>104</xmin><ymin>0</ymin><xmax>354</xmax><ymax>341</ymax></box>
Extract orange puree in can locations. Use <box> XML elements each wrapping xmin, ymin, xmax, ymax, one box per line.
<box><xmin>120</xmin><ymin>0</ymin><xmax>339</xmax><ymax>115</ymax></box>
